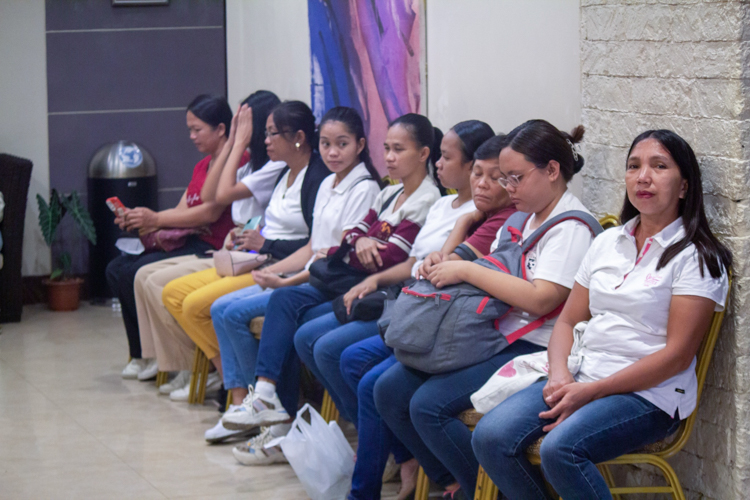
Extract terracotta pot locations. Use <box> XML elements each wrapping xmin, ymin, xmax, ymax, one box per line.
<box><xmin>44</xmin><ymin>278</ymin><xmax>83</xmax><ymax>311</ymax></box>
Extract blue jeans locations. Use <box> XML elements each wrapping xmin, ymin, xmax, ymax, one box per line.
<box><xmin>255</xmin><ymin>284</ymin><xmax>333</xmax><ymax>414</ymax></box>
<box><xmin>341</xmin><ymin>335</ymin><xmax>412</xmax><ymax>500</ymax></box>
<box><xmin>374</xmin><ymin>340</ymin><xmax>545</xmax><ymax>493</ymax></box>
<box><xmin>472</xmin><ymin>381</ymin><xmax>681</xmax><ymax>500</ymax></box>
<box><xmin>294</xmin><ymin>314</ymin><xmax>379</xmax><ymax>424</ymax></box>
<box><xmin>211</xmin><ymin>285</ymin><xmax>272</xmax><ymax>390</ymax></box>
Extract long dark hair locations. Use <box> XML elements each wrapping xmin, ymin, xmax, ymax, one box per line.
<box><xmin>389</xmin><ymin>113</ymin><xmax>445</xmax><ymax>194</ymax></box>
<box><xmin>502</xmin><ymin>119</ymin><xmax>585</xmax><ymax>181</ymax></box>
<box><xmin>452</xmin><ymin>120</ymin><xmax>495</xmax><ymax>163</ymax></box>
<box><xmin>319</xmin><ymin>106</ymin><xmax>384</xmax><ymax>187</ymax></box>
<box><xmin>271</xmin><ymin>101</ymin><xmax>317</xmax><ymax>150</ymax></box>
<box><xmin>187</xmin><ymin>94</ymin><xmax>232</xmax><ymax>138</ymax></box>
<box><xmin>474</xmin><ymin>134</ymin><xmax>507</xmax><ymax>161</ymax></box>
<box><xmin>241</xmin><ymin>90</ymin><xmax>281</xmax><ymax>172</ymax></box>
<box><xmin>621</xmin><ymin>130</ymin><xmax>731</xmax><ymax>278</ymax></box>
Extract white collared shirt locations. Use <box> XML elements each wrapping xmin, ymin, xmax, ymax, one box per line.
<box><xmin>306</xmin><ymin>163</ymin><xmax>380</xmax><ymax>268</ymax></box>
<box><xmin>263</xmin><ymin>166</ymin><xmax>309</xmax><ymax>240</ymax></box>
<box><xmin>233</xmin><ymin>160</ymin><xmax>287</xmax><ymax>225</ymax></box>
<box><xmin>574</xmin><ymin>216</ymin><xmax>728</xmax><ymax>418</ymax></box>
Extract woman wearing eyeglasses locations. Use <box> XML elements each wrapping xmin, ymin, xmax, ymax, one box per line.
<box><xmin>374</xmin><ymin>120</ymin><xmax>596</xmax><ymax>498</ymax></box>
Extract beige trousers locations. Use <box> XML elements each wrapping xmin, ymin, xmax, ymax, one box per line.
<box><xmin>134</xmin><ymin>256</ymin><xmax>215</xmax><ymax>371</ymax></box>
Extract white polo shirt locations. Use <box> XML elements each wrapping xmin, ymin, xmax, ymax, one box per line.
<box><xmin>233</xmin><ymin>160</ymin><xmax>287</xmax><ymax>225</ymax></box>
<box><xmin>262</xmin><ymin>166</ymin><xmax>309</xmax><ymax>241</ymax></box>
<box><xmin>306</xmin><ymin>163</ymin><xmax>380</xmax><ymax>268</ymax></box>
<box><xmin>574</xmin><ymin>216</ymin><xmax>728</xmax><ymax>418</ymax></box>
<box><xmin>493</xmin><ymin>190</ymin><xmax>596</xmax><ymax>346</ymax></box>
<box><xmin>409</xmin><ymin>194</ymin><xmax>476</xmax><ymax>276</ymax></box>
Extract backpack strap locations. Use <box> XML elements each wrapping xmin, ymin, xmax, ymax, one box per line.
<box><xmin>378</xmin><ymin>186</ymin><xmax>404</xmax><ymax>217</ymax></box>
<box><xmin>273</xmin><ymin>165</ymin><xmax>290</xmax><ymax>189</ymax></box>
<box><xmin>501</xmin><ymin>210</ymin><xmax>603</xmax><ymax>342</ymax></box>
<box><xmin>497</xmin><ymin>211</ymin><xmax>531</xmax><ymax>245</ymax></box>
<box><xmin>520</xmin><ymin>210</ymin><xmax>603</xmax><ymax>254</ymax></box>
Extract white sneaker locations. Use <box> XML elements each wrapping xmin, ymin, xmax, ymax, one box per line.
<box><xmin>204</xmin><ymin>405</ymin><xmax>260</xmax><ymax>444</ymax></box>
<box><xmin>232</xmin><ymin>427</ymin><xmax>288</xmax><ymax>465</ymax></box>
<box><xmin>137</xmin><ymin>359</ymin><xmax>159</xmax><ymax>381</ymax></box>
<box><xmin>169</xmin><ymin>371</ymin><xmax>222</xmax><ymax>402</ymax></box>
<box><xmin>158</xmin><ymin>370</ymin><xmax>191</xmax><ymax>395</ymax></box>
<box><xmin>204</xmin><ymin>371</ymin><xmax>223</xmax><ymax>394</ymax></box>
<box><xmin>122</xmin><ymin>358</ymin><xmax>149</xmax><ymax>379</ymax></box>
<box><xmin>169</xmin><ymin>381</ymin><xmax>192</xmax><ymax>402</ymax></box>
<box><xmin>221</xmin><ymin>385</ymin><xmax>289</xmax><ymax>431</ymax></box>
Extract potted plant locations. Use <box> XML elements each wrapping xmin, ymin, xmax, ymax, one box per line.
<box><xmin>37</xmin><ymin>189</ymin><xmax>96</xmax><ymax>311</ymax></box>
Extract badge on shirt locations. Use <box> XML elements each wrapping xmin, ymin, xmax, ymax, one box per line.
<box><xmin>526</xmin><ymin>255</ymin><xmax>536</xmax><ymax>272</ymax></box>
<box><xmin>644</xmin><ymin>273</ymin><xmax>662</xmax><ymax>287</ymax></box>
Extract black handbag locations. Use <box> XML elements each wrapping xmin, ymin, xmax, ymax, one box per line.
<box><xmin>308</xmin><ymin>243</ymin><xmax>369</xmax><ymax>299</ymax></box>
<box><xmin>332</xmin><ymin>283</ymin><xmax>404</xmax><ymax>324</ymax></box>
<box><xmin>308</xmin><ymin>188</ymin><xmax>403</xmax><ymax>300</ymax></box>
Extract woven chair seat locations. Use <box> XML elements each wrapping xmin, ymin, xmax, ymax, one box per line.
<box><xmin>250</xmin><ymin>317</ymin><xmax>264</xmax><ymax>339</ymax></box>
<box><xmin>458</xmin><ymin>409</ymin><xmax>483</xmax><ymax>428</ymax></box>
<box><xmin>526</xmin><ymin>434</ymin><xmax>673</xmax><ymax>460</ymax></box>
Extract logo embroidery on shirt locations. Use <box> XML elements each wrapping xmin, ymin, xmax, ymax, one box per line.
<box><xmin>644</xmin><ymin>273</ymin><xmax>661</xmax><ymax>287</ymax></box>
<box><xmin>675</xmin><ymin>388</ymin><xmax>685</xmax><ymax>394</ymax></box>
<box><xmin>526</xmin><ymin>256</ymin><xmax>536</xmax><ymax>272</ymax></box>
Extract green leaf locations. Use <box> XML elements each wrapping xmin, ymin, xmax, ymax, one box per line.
<box><xmin>60</xmin><ymin>191</ymin><xmax>97</xmax><ymax>245</ymax></box>
<box><xmin>36</xmin><ymin>190</ymin><xmax>64</xmax><ymax>247</ymax></box>
<box><xmin>59</xmin><ymin>252</ymin><xmax>72</xmax><ymax>276</ymax></box>
<box><xmin>49</xmin><ymin>269</ymin><xmax>63</xmax><ymax>281</ymax></box>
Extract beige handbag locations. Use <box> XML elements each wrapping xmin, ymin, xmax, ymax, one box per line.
<box><xmin>213</xmin><ymin>250</ymin><xmax>270</xmax><ymax>277</ymax></box>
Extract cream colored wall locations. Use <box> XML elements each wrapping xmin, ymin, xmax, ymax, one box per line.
<box><xmin>226</xmin><ymin>0</ymin><xmax>310</xmax><ymax>110</ymax></box>
<box><xmin>225</xmin><ymin>0</ymin><xmax>582</xmax><ymax>194</ymax></box>
<box><xmin>0</xmin><ymin>0</ymin><xmax>50</xmax><ymax>276</ymax></box>
<box><xmin>425</xmin><ymin>0</ymin><xmax>582</xmax><ymax>195</ymax></box>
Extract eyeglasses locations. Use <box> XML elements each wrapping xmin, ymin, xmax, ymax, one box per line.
<box><xmin>264</xmin><ymin>129</ymin><xmax>287</xmax><ymax>138</ymax></box>
<box><xmin>497</xmin><ymin>166</ymin><xmax>538</xmax><ymax>189</ymax></box>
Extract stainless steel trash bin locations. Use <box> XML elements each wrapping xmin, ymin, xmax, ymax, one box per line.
<box><xmin>88</xmin><ymin>141</ymin><xmax>158</xmax><ymax>300</ymax></box>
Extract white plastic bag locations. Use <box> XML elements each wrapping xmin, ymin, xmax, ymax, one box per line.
<box><xmin>471</xmin><ymin>321</ymin><xmax>588</xmax><ymax>414</ymax></box>
<box><xmin>279</xmin><ymin>403</ymin><xmax>355</xmax><ymax>500</ymax></box>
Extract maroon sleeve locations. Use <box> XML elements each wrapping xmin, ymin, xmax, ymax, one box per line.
<box><xmin>464</xmin><ymin>205</ymin><xmax>518</xmax><ymax>255</ymax></box>
<box><xmin>342</xmin><ymin>216</ymin><xmax>422</xmax><ymax>274</ymax></box>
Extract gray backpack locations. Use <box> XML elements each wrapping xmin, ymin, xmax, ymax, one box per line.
<box><xmin>384</xmin><ymin>210</ymin><xmax>602</xmax><ymax>374</ymax></box>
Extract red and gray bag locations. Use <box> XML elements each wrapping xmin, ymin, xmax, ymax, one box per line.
<box><xmin>384</xmin><ymin>210</ymin><xmax>602</xmax><ymax>374</ymax></box>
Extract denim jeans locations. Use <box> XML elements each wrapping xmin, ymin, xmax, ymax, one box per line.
<box><xmin>374</xmin><ymin>340</ymin><xmax>545</xmax><ymax>493</ymax></box>
<box><xmin>294</xmin><ymin>314</ymin><xmax>379</xmax><ymax>424</ymax></box>
<box><xmin>255</xmin><ymin>284</ymin><xmax>333</xmax><ymax>414</ymax></box>
<box><xmin>211</xmin><ymin>285</ymin><xmax>272</xmax><ymax>390</ymax></box>
<box><xmin>472</xmin><ymin>380</ymin><xmax>681</xmax><ymax>500</ymax></box>
<box><xmin>341</xmin><ymin>335</ymin><xmax>412</xmax><ymax>500</ymax></box>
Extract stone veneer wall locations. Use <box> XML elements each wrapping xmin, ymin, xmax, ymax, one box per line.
<box><xmin>580</xmin><ymin>1</ymin><xmax>750</xmax><ymax>498</ymax></box>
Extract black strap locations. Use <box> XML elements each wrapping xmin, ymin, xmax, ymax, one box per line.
<box><xmin>379</xmin><ymin>187</ymin><xmax>404</xmax><ymax>217</ymax></box>
<box><xmin>273</xmin><ymin>166</ymin><xmax>290</xmax><ymax>189</ymax></box>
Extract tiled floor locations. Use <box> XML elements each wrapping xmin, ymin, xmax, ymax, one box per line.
<box><xmin>0</xmin><ymin>304</ymin><xmax>404</xmax><ymax>499</ymax></box>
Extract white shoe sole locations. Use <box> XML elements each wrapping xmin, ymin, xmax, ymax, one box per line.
<box><xmin>232</xmin><ymin>446</ymin><xmax>288</xmax><ymax>465</ymax></box>
<box><xmin>222</xmin><ymin>410</ymin><xmax>290</xmax><ymax>431</ymax></box>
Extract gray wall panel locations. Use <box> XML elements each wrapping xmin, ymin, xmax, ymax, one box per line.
<box><xmin>46</xmin><ymin>0</ymin><xmax>223</xmax><ymax>31</ymax></box>
<box><xmin>48</xmin><ymin>110</ymin><xmax>204</xmax><ymax>201</ymax></box>
<box><xmin>47</xmin><ymin>28</ymin><xmax>225</xmax><ymax>113</ymax></box>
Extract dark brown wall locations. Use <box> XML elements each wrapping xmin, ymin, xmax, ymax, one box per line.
<box><xmin>45</xmin><ymin>0</ymin><xmax>226</xmax><ymax>273</ymax></box>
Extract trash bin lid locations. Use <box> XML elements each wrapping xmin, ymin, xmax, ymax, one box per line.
<box><xmin>88</xmin><ymin>141</ymin><xmax>156</xmax><ymax>179</ymax></box>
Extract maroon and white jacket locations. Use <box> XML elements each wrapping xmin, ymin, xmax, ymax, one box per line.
<box><xmin>330</xmin><ymin>176</ymin><xmax>441</xmax><ymax>274</ymax></box>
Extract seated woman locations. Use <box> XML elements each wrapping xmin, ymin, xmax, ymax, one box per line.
<box><xmin>203</xmin><ymin>106</ymin><xmax>382</xmax><ymax>442</ymax></box>
<box><xmin>157</xmin><ymin>100</ymin><xmax>330</xmax><ymax>399</ymax></box>
<box><xmin>110</xmin><ymin>94</ymin><xmax>235</xmax><ymax>379</ymax></box>
<box><xmin>374</xmin><ymin>120</ymin><xmax>597</xmax><ymax>498</ymax></box>
<box><xmin>327</xmin><ymin>132</ymin><xmax>517</xmax><ymax>500</ymax></box>
<box><xmin>472</xmin><ymin>130</ymin><xmax>731</xmax><ymax>500</ymax></box>
<box><xmin>132</xmin><ymin>90</ymin><xmax>280</xmax><ymax>384</ymax></box>
<box><xmin>229</xmin><ymin>121</ymin><xmax>495</xmax><ymax>469</ymax></box>
<box><xmin>219</xmin><ymin>114</ymin><xmax>444</xmax><ymax>433</ymax></box>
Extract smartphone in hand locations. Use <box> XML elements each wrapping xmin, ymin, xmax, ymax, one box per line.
<box><xmin>106</xmin><ymin>196</ymin><xmax>127</xmax><ymax>217</ymax></box>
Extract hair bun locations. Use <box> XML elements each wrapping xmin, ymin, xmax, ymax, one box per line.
<box><xmin>573</xmin><ymin>154</ymin><xmax>585</xmax><ymax>174</ymax></box>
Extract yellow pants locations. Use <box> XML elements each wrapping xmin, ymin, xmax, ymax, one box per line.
<box><xmin>162</xmin><ymin>267</ymin><xmax>258</xmax><ymax>359</ymax></box>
